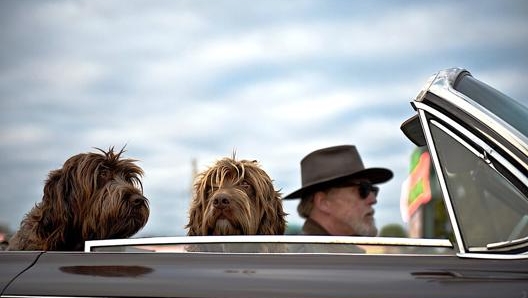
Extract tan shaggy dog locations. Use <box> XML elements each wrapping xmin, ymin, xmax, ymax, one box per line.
<box><xmin>7</xmin><ymin>147</ymin><xmax>149</xmax><ymax>251</ymax></box>
<box><xmin>186</xmin><ymin>156</ymin><xmax>286</xmax><ymax>236</ymax></box>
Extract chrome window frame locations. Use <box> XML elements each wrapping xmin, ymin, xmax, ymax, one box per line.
<box><xmin>417</xmin><ymin>107</ymin><xmax>466</xmax><ymax>254</ymax></box>
<box><xmin>412</xmin><ymin>68</ymin><xmax>527</xmax><ymax>258</ymax></box>
<box><xmin>415</xmin><ymin>103</ymin><xmax>528</xmax><ymax>193</ymax></box>
<box><xmin>417</xmin><ymin>68</ymin><xmax>528</xmax><ymax>170</ymax></box>
<box><xmin>85</xmin><ymin>235</ymin><xmax>452</xmax><ymax>253</ymax></box>
<box><xmin>414</xmin><ymin>102</ymin><xmax>528</xmax><ymax>257</ymax></box>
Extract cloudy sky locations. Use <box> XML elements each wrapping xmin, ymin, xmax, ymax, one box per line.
<box><xmin>1</xmin><ymin>0</ymin><xmax>527</xmax><ymax>237</ymax></box>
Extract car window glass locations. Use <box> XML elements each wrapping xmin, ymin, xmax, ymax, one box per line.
<box><xmin>429</xmin><ymin>122</ymin><xmax>528</xmax><ymax>250</ymax></box>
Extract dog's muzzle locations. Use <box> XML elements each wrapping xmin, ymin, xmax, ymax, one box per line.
<box><xmin>129</xmin><ymin>193</ymin><xmax>148</xmax><ymax>207</ymax></box>
<box><xmin>213</xmin><ymin>194</ymin><xmax>231</xmax><ymax>210</ymax></box>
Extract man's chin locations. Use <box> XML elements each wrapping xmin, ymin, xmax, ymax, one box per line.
<box><xmin>358</xmin><ymin>222</ymin><xmax>377</xmax><ymax>237</ymax></box>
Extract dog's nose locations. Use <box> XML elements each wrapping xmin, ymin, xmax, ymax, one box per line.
<box><xmin>213</xmin><ymin>195</ymin><xmax>230</xmax><ymax>209</ymax></box>
<box><xmin>129</xmin><ymin>194</ymin><xmax>147</xmax><ymax>206</ymax></box>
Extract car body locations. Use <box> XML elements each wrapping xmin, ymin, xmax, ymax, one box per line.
<box><xmin>1</xmin><ymin>68</ymin><xmax>527</xmax><ymax>298</ymax></box>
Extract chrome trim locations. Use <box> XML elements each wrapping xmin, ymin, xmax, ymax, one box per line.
<box><xmin>85</xmin><ymin>235</ymin><xmax>453</xmax><ymax>252</ymax></box>
<box><xmin>1</xmin><ymin>297</ymin><xmax>85</xmax><ymax>298</ymax></box>
<box><xmin>416</xmin><ymin>109</ymin><xmax>466</xmax><ymax>254</ymax></box>
<box><xmin>435</xmin><ymin>118</ymin><xmax>527</xmax><ymax>186</ymax></box>
<box><xmin>424</xmin><ymin>69</ymin><xmax>528</xmax><ymax>170</ymax></box>
<box><xmin>457</xmin><ymin>252</ymin><xmax>528</xmax><ymax>260</ymax></box>
<box><xmin>414</xmin><ymin>102</ymin><xmax>528</xmax><ymax>189</ymax></box>
<box><xmin>414</xmin><ymin>100</ymin><xmax>528</xmax><ymax>257</ymax></box>
<box><xmin>414</xmin><ymin>71</ymin><xmax>438</xmax><ymax>102</ymax></box>
<box><xmin>487</xmin><ymin>237</ymin><xmax>528</xmax><ymax>251</ymax></box>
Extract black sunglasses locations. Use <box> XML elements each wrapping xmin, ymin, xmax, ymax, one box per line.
<box><xmin>347</xmin><ymin>181</ymin><xmax>379</xmax><ymax>199</ymax></box>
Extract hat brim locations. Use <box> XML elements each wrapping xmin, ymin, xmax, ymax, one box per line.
<box><xmin>282</xmin><ymin>167</ymin><xmax>393</xmax><ymax>200</ymax></box>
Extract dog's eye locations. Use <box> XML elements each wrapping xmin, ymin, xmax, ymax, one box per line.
<box><xmin>99</xmin><ymin>169</ymin><xmax>110</xmax><ymax>179</ymax></box>
<box><xmin>206</xmin><ymin>185</ymin><xmax>216</xmax><ymax>195</ymax></box>
<box><xmin>97</xmin><ymin>168</ymin><xmax>112</xmax><ymax>188</ymax></box>
<box><xmin>240</xmin><ymin>180</ymin><xmax>253</xmax><ymax>192</ymax></box>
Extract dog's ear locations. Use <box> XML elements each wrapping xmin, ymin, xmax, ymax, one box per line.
<box><xmin>186</xmin><ymin>179</ymin><xmax>206</xmax><ymax>236</ymax></box>
<box><xmin>257</xmin><ymin>188</ymin><xmax>287</xmax><ymax>235</ymax></box>
<box><xmin>36</xmin><ymin>168</ymin><xmax>72</xmax><ymax>250</ymax></box>
<box><xmin>186</xmin><ymin>201</ymin><xmax>203</xmax><ymax>236</ymax></box>
<box><xmin>243</xmin><ymin>162</ymin><xmax>287</xmax><ymax>235</ymax></box>
<box><xmin>186</xmin><ymin>199</ymin><xmax>206</xmax><ymax>236</ymax></box>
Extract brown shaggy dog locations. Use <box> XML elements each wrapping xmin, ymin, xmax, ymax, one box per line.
<box><xmin>186</xmin><ymin>156</ymin><xmax>286</xmax><ymax>236</ymax></box>
<box><xmin>7</xmin><ymin>147</ymin><xmax>149</xmax><ymax>251</ymax></box>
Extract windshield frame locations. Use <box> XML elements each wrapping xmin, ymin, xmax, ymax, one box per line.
<box><xmin>411</xmin><ymin>69</ymin><xmax>528</xmax><ymax>256</ymax></box>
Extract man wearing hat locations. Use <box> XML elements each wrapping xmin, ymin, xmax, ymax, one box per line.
<box><xmin>284</xmin><ymin>145</ymin><xmax>393</xmax><ymax>236</ymax></box>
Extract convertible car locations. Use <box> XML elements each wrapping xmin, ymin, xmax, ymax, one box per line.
<box><xmin>1</xmin><ymin>68</ymin><xmax>527</xmax><ymax>297</ymax></box>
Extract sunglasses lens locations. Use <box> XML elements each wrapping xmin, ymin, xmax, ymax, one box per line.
<box><xmin>358</xmin><ymin>182</ymin><xmax>379</xmax><ymax>199</ymax></box>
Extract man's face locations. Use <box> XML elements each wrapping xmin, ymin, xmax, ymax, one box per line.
<box><xmin>324</xmin><ymin>180</ymin><xmax>378</xmax><ymax>236</ymax></box>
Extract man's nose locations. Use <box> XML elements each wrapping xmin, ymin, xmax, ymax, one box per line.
<box><xmin>366</xmin><ymin>192</ymin><xmax>377</xmax><ymax>205</ymax></box>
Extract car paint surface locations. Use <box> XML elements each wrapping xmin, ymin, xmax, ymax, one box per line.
<box><xmin>2</xmin><ymin>252</ymin><xmax>528</xmax><ymax>298</ymax></box>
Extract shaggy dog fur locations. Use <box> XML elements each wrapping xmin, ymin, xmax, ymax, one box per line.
<box><xmin>186</xmin><ymin>156</ymin><xmax>286</xmax><ymax>236</ymax></box>
<box><xmin>7</xmin><ymin>147</ymin><xmax>149</xmax><ymax>251</ymax></box>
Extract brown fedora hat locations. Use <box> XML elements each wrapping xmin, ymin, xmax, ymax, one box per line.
<box><xmin>283</xmin><ymin>145</ymin><xmax>393</xmax><ymax>200</ymax></box>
